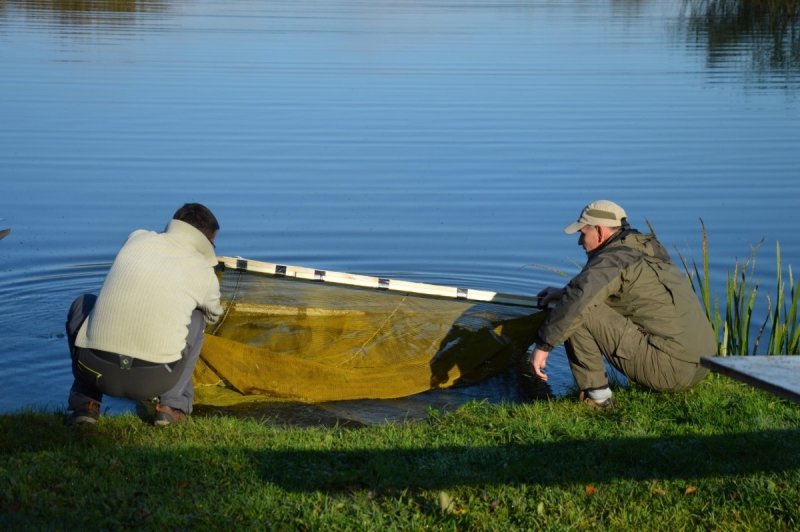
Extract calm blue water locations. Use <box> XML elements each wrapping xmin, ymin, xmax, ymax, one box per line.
<box><xmin>1</xmin><ymin>0</ymin><xmax>799</xmax><ymax>422</ymax></box>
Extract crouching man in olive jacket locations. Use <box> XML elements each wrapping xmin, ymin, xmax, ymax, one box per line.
<box><xmin>530</xmin><ymin>200</ymin><xmax>716</xmax><ymax>410</ymax></box>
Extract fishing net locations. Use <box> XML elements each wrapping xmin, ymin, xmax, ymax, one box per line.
<box><xmin>194</xmin><ymin>258</ymin><xmax>546</xmax><ymax>403</ymax></box>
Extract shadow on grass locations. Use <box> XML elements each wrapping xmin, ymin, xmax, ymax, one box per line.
<box><xmin>247</xmin><ymin>430</ymin><xmax>800</xmax><ymax>492</ymax></box>
<box><xmin>2</xmin><ymin>412</ymin><xmax>797</xmax><ymax>494</ymax></box>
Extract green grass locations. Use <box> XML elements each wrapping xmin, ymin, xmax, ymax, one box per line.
<box><xmin>2</xmin><ymin>375</ymin><xmax>799</xmax><ymax>531</ymax></box>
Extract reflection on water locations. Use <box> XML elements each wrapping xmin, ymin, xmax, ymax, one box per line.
<box><xmin>5</xmin><ymin>0</ymin><xmax>799</xmax><ymax>82</ymax></box>
<box><xmin>1</xmin><ymin>0</ymin><xmax>168</xmax><ymax>37</ymax></box>
<box><xmin>3</xmin><ymin>0</ymin><xmax>167</xmax><ymax>17</ymax></box>
<box><xmin>681</xmin><ymin>0</ymin><xmax>800</xmax><ymax>78</ymax></box>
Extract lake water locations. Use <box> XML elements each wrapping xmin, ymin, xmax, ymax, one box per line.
<box><xmin>1</xmin><ymin>0</ymin><xmax>798</xmax><ymax>424</ymax></box>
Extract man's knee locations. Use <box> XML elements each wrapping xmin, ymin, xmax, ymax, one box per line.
<box><xmin>66</xmin><ymin>294</ymin><xmax>97</xmax><ymax>348</ymax></box>
<box><xmin>67</xmin><ymin>294</ymin><xmax>96</xmax><ymax>321</ymax></box>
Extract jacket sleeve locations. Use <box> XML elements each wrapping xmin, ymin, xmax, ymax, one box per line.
<box><xmin>535</xmin><ymin>250</ymin><xmax>628</xmax><ymax>351</ymax></box>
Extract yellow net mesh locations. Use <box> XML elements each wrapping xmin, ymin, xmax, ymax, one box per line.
<box><xmin>194</xmin><ymin>260</ymin><xmax>546</xmax><ymax>403</ymax></box>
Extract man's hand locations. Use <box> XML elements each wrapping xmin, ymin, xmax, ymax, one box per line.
<box><xmin>536</xmin><ymin>286</ymin><xmax>564</xmax><ymax>309</ymax></box>
<box><xmin>530</xmin><ymin>347</ymin><xmax>550</xmax><ymax>381</ymax></box>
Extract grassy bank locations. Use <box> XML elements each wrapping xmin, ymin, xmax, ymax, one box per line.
<box><xmin>2</xmin><ymin>375</ymin><xmax>799</xmax><ymax>531</ymax></box>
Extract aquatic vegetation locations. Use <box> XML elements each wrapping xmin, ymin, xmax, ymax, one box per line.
<box><xmin>765</xmin><ymin>243</ymin><xmax>800</xmax><ymax>354</ymax></box>
<box><xmin>677</xmin><ymin>221</ymin><xmax>800</xmax><ymax>355</ymax></box>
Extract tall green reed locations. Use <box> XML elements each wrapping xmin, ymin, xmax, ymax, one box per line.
<box><xmin>765</xmin><ymin>243</ymin><xmax>800</xmax><ymax>355</ymax></box>
<box><xmin>676</xmin><ymin>220</ymin><xmax>800</xmax><ymax>356</ymax></box>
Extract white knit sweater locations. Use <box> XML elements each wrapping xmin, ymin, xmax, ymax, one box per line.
<box><xmin>76</xmin><ymin>219</ymin><xmax>223</xmax><ymax>364</ymax></box>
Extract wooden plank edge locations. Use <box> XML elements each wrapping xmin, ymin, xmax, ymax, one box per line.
<box><xmin>701</xmin><ymin>356</ymin><xmax>800</xmax><ymax>405</ymax></box>
<box><xmin>217</xmin><ymin>255</ymin><xmax>543</xmax><ymax>308</ymax></box>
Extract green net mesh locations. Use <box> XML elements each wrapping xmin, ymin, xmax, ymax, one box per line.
<box><xmin>194</xmin><ymin>259</ymin><xmax>546</xmax><ymax>404</ymax></box>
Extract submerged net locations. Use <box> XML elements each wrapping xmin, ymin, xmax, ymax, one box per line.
<box><xmin>194</xmin><ymin>258</ymin><xmax>547</xmax><ymax>403</ymax></box>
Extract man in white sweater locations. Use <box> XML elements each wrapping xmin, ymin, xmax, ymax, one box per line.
<box><xmin>65</xmin><ymin>203</ymin><xmax>223</xmax><ymax>426</ymax></box>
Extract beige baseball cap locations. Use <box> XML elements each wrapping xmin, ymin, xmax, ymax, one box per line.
<box><xmin>563</xmin><ymin>200</ymin><xmax>627</xmax><ymax>234</ymax></box>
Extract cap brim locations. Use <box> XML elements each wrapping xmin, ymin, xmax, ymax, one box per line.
<box><xmin>563</xmin><ymin>221</ymin><xmax>586</xmax><ymax>235</ymax></box>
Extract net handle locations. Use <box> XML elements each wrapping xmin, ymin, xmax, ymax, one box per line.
<box><xmin>217</xmin><ymin>256</ymin><xmax>542</xmax><ymax>308</ymax></box>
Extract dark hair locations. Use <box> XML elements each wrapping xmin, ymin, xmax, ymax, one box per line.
<box><xmin>172</xmin><ymin>203</ymin><xmax>219</xmax><ymax>241</ymax></box>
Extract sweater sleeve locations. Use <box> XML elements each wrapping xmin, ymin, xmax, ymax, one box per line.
<box><xmin>199</xmin><ymin>270</ymin><xmax>223</xmax><ymax>325</ymax></box>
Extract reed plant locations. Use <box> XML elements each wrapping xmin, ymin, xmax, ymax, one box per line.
<box><xmin>676</xmin><ymin>221</ymin><xmax>800</xmax><ymax>356</ymax></box>
<box><xmin>765</xmin><ymin>243</ymin><xmax>800</xmax><ymax>355</ymax></box>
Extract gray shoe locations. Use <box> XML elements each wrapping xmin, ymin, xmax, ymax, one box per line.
<box><xmin>66</xmin><ymin>401</ymin><xmax>101</xmax><ymax>426</ymax></box>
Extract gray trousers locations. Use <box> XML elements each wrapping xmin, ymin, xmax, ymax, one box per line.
<box><xmin>564</xmin><ymin>303</ymin><xmax>708</xmax><ymax>393</ymax></box>
<box><xmin>66</xmin><ymin>294</ymin><xmax>205</xmax><ymax>414</ymax></box>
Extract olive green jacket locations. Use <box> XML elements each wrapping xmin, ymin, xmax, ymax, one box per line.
<box><xmin>535</xmin><ymin>229</ymin><xmax>716</xmax><ymax>363</ymax></box>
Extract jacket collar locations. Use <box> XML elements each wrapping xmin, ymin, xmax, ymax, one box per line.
<box><xmin>590</xmin><ymin>228</ymin><xmax>671</xmax><ymax>262</ymax></box>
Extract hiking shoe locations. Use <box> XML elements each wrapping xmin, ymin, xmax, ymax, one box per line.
<box><xmin>66</xmin><ymin>401</ymin><xmax>101</xmax><ymax>426</ymax></box>
<box><xmin>154</xmin><ymin>404</ymin><xmax>188</xmax><ymax>426</ymax></box>
<box><xmin>579</xmin><ymin>391</ymin><xmax>616</xmax><ymax>411</ymax></box>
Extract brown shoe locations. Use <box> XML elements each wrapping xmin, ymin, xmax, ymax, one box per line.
<box><xmin>579</xmin><ymin>391</ymin><xmax>616</xmax><ymax>411</ymax></box>
<box><xmin>66</xmin><ymin>401</ymin><xmax>101</xmax><ymax>426</ymax></box>
<box><xmin>154</xmin><ymin>404</ymin><xmax>188</xmax><ymax>426</ymax></box>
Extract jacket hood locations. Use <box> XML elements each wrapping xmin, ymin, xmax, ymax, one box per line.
<box><xmin>601</xmin><ymin>229</ymin><xmax>671</xmax><ymax>262</ymax></box>
<box><xmin>164</xmin><ymin>219</ymin><xmax>218</xmax><ymax>267</ymax></box>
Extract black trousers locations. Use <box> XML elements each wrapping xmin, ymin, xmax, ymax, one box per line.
<box><xmin>66</xmin><ymin>294</ymin><xmax>206</xmax><ymax>413</ymax></box>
